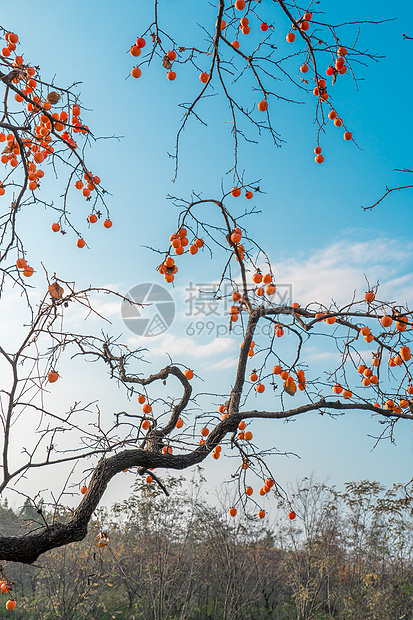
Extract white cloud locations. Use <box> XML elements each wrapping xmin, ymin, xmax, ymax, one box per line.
<box><xmin>208</xmin><ymin>356</ymin><xmax>239</xmax><ymax>371</ymax></box>
<box><xmin>269</xmin><ymin>237</ymin><xmax>413</xmax><ymax>308</ymax></box>
<box><xmin>126</xmin><ymin>333</ymin><xmax>236</xmax><ymax>363</ymax></box>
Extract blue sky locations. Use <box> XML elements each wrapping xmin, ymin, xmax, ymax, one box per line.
<box><xmin>1</xmin><ymin>0</ymin><xmax>412</xmax><ymax>512</ymax></box>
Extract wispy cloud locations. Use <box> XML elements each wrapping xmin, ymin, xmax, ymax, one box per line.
<box><xmin>270</xmin><ymin>237</ymin><xmax>413</xmax><ymax>307</ymax></box>
<box><xmin>126</xmin><ymin>333</ymin><xmax>236</xmax><ymax>364</ymax></box>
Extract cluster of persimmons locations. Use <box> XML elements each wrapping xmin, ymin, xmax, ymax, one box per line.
<box><xmin>0</xmin><ymin>30</ymin><xmax>113</xmax><ymax>279</ymax></box>
<box><xmin>129</xmin><ymin>5</ymin><xmax>353</xmax><ymax>163</ymax></box>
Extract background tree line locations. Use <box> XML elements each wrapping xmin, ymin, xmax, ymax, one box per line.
<box><xmin>0</xmin><ymin>473</ymin><xmax>411</xmax><ymax>620</ymax></box>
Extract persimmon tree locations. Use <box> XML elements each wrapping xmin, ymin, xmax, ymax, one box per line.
<box><xmin>0</xmin><ymin>1</ymin><xmax>411</xmax><ymax>597</ymax></box>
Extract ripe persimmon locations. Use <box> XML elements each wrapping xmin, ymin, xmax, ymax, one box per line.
<box><xmin>381</xmin><ymin>315</ymin><xmax>392</xmax><ymax>327</ymax></box>
<box><xmin>300</xmin><ymin>64</ymin><xmax>309</xmax><ymax>73</ymax></box>
<box><xmin>231</xmin><ymin>187</ymin><xmax>241</xmax><ymax>197</ymax></box>
<box><xmin>138</xmin><ymin>394</ymin><xmax>145</xmax><ymax>404</ymax></box>
<box><xmin>255</xmin><ymin>383</ymin><xmax>265</xmax><ymax>393</ymax></box>
<box><xmin>288</xmin><ymin>511</ymin><xmax>296</xmax><ymax>520</ymax></box>
<box><xmin>142</xmin><ymin>419</ymin><xmax>150</xmax><ymax>430</ymax></box>
<box><xmin>23</xmin><ymin>266</ymin><xmax>34</xmax><ymax>277</ymax></box>
<box><xmin>286</xmin><ymin>33</ymin><xmax>295</xmax><ymax>43</ymax></box>
<box><xmin>5</xmin><ymin>600</ymin><xmax>16</xmax><ymax>611</ymax></box>
<box><xmin>167</xmin><ymin>71</ymin><xmax>176</xmax><ymax>81</ymax></box>
<box><xmin>184</xmin><ymin>369</ymin><xmax>194</xmax><ymax>380</ymax></box>
<box><xmin>176</xmin><ymin>418</ymin><xmax>184</xmax><ymax>428</ymax></box>
<box><xmin>257</xmin><ymin>99</ymin><xmax>268</xmax><ymax>112</ymax></box>
<box><xmin>396</xmin><ymin>317</ymin><xmax>407</xmax><ymax>331</ymax></box>
<box><xmin>80</xmin><ymin>486</ymin><xmax>87</xmax><ymax>494</ymax></box>
<box><xmin>315</xmin><ymin>154</ymin><xmax>324</xmax><ymax>164</ymax></box>
<box><xmin>199</xmin><ymin>72</ymin><xmax>210</xmax><ymax>83</ymax></box>
<box><xmin>245</xmin><ymin>190</ymin><xmax>253</xmax><ymax>199</ymax></box>
<box><xmin>245</xmin><ymin>486</ymin><xmax>253</xmax><ymax>496</ymax></box>
<box><xmin>260</xmin><ymin>23</ymin><xmax>269</xmax><ymax>32</ymax></box>
<box><xmin>131</xmin><ymin>67</ymin><xmax>142</xmax><ymax>79</ymax></box>
<box><xmin>229</xmin><ymin>507</ymin><xmax>237</xmax><ymax>516</ymax></box>
<box><xmin>166</xmin><ymin>50</ymin><xmax>176</xmax><ymax>61</ymax></box>
<box><xmin>365</xmin><ymin>291</ymin><xmax>375</xmax><ymax>302</ymax></box>
<box><xmin>88</xmin><ymin>214</ymin><xmax>97</xmax><ymax>223</ymax></box>
<box><xmin>48</xmin><ymin>371</ymin><xmax>59</xmax><ymax>383</ymax></box>
<box><xmin>16</xmin><ymin>258</ymin><xmax>27</xmax><ymax>269</ymax></box>
<box><xmin>250</xmin><ymin>372</ymin><xmax>258</xmax><ymax>382</ymax></box>
<box><xmin>103</xmin><ymin>219</ymin><xmax>112</xmax><ymax>228</ymax></box>
<box><xmin>142</xmin><ymin>403</ymin><xmax>152</xmax><ymax>414</ymax></box>
<box><xmin>344</xmin><ymin>131</ymin><xmax>352</xmax><ymax>140</ymax></box>
<box><xmin>146</xmin><ymin>475</ymin><xmax>153</xmax><ymax>483</ymax></box>
<box><xmin>51</xmin><ymin>223</ymin><xmax>60</xmax><ymax>232</ymax></box>
<box><xmin>136</xmin><ymin>37</ymin><xmax>146</xmax><ymax>48</ymax></box>
<box><xmin>232</xmin><ymin>40</ymin><xmax>240</xmax><ymax>49</ymax></box>
<box><xmin>76</xmin><ymin>239</ymin><xmax>85</xmax><ymax>248</ymax></box>
<box><xmin>300</xmin><ymin>20</ymin><xmax>309</xmax><ymax>30</ymax></box>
